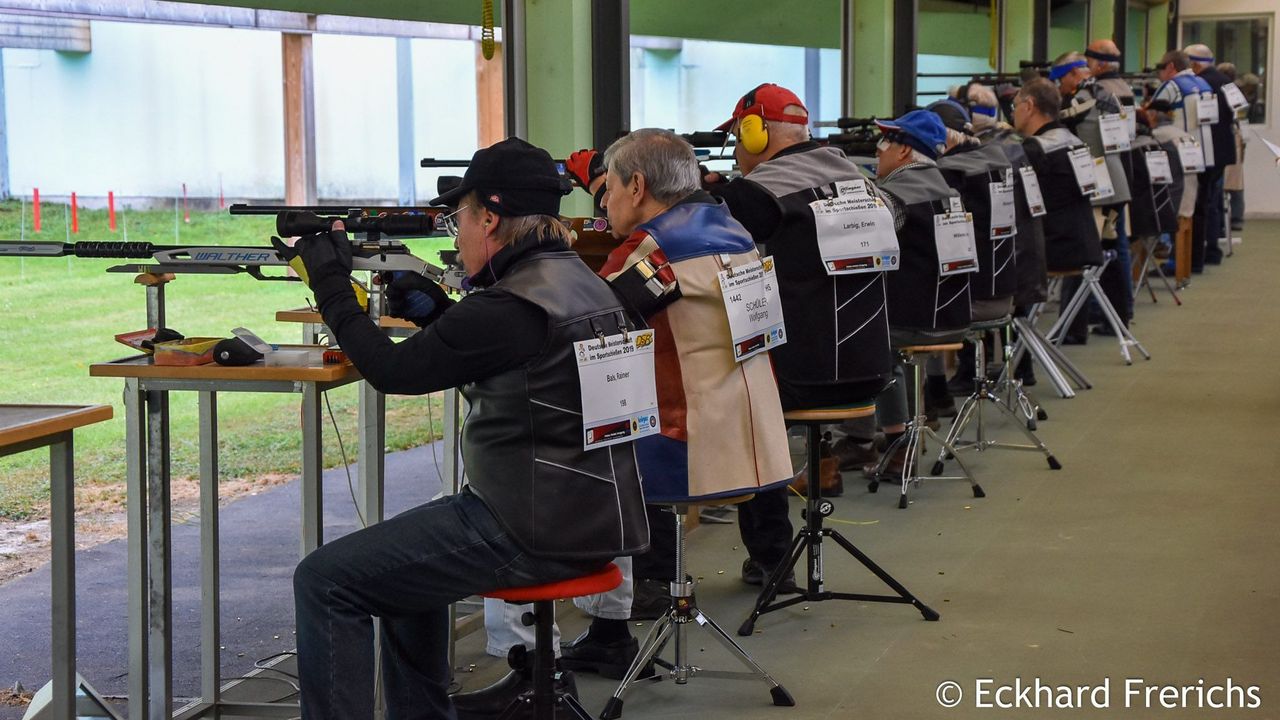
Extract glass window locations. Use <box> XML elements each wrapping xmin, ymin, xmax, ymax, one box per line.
<box><xmin>1050</xmin><ymin>0</ymin><xmax>1090</xmax><ymax>61</ymax></box>
<box><xmin>1126</xmin><ymin>3</ymin><xmax>1148</xmax><ymax>74</ymax></box>
<box><xmin>1182</xmin><ymin>16</ymin><xmax>1269</xmax><ymax>123</ymax></box>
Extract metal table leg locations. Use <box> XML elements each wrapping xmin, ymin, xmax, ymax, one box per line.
<box><xmin>146</xmin><ymin>387</ymin><xmax>173</xmax><ymax>720</ymax></box>
<box><xmin>300</xmin><ymin>383</ymin><xmax>323</xmax><ymax>556</ymax></box>
<box><xmin>49</xmin><ymin>431</ymin><xmax>75</xmax><ymax>720</ymax></box>
<box><xmin>198</xmin><ymin>391</ymin><xmax>221</xmax><ymax>710</ymax></box>
<box><xmin>124</xmin><ymin>378</ymin><xmax>149</xmax><ymax>720</ymax></box>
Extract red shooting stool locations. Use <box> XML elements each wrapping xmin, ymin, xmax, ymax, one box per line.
<box><xmin>482</xmin><ymin>563</ymin><xmax>624</xmax><ymax>720</ymax></box>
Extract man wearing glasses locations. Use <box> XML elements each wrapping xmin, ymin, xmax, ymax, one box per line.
<box><xmin>278</xmin><ymin>137</ymin><xmax>650</xmax><ymax>720</ymax></box>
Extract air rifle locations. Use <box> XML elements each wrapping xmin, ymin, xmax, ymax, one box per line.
<box><xmin>0</xmin><ymin>204</ymin><xmax>464</xmax><ymax>288</ymax></box>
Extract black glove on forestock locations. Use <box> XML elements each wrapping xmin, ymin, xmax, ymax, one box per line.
<box><xmin>383</xmin><ymin>272</ymin><xmax>455</xmax><ymax>328</ymax></box>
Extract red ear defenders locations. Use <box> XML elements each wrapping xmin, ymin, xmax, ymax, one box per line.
<box><xmin>736</xmin><ymin>85</ymin><xmax>770</xmax><ymax>154</ymax></box>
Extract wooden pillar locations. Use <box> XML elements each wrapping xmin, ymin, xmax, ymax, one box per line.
<box><xmin>282</xmin><ymin>30</ymin><xmax>317</xmax><ymax>206</ymax></box>
<box><xmin>477</xmin><ymin>41</ymin><xmax>506</xmax><ymax>148</ymax></box>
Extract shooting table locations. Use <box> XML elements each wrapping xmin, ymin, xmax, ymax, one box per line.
<box><xmin>90</xmin><ymin>353</ymin><xmax>378</xmax><ymax>720</ymax></box>
<box><xmin>0</xmin><ymin>404</ymin><xmax>113</xmax><ymax>718</ymax></box>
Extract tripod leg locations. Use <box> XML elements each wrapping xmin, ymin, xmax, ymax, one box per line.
<box><xmin>695</xmin><ymin>610</ymin><xmax>795</xmax><ymax>706</ymax></box>
<box><xmin>600</xmin><ymin>618</ymin><xmax>674</xmax><ymax>720</ymax></box>
<box><xmin>826</xmin><ymin>529</ymin><xmax>940</xmax><ymax>621</ymax></box>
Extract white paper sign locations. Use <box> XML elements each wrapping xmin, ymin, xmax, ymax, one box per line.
<box><xmin>933</xmin><ymin>212</ymin><xmax>978</xmax><ymax>276</ymax></box>
<box><xmin>1200</xmin><ymin>124</ymin><xmax>1216</xmax><ymax>167</ymax></box>
<box><xmin>1197</xmin><ymin>93</ymin><xmax>1220</xmax><ymax>125</ymax></box>
<box><xmin>1222</xmin><ymin>82</ymin><xmax>1250</xmax><ymax>113</ymax></box>
<box><xmin>809</xmin><ymin>187</ymin><xmax>900</xmax><ymax>275</ymax></box>
<box><xmin>1068</xmin><ymin>147</ymin><xmax>1098</xmax><ymax>195</ymax></box>
<box><xmin>1099</xmin><ymin>113</ymin><xmax>1132</xmax><ymax>153</ymax></box>
<box><xmin>989</xmin><ymin>176</ymin><xmax>1017</xmax><ymax>239</ymax></box>
<box><xmin>1177</xmin><ymin>137</ymin><xmax>1206</xmax><ymax>173</ymax></box>
<box><xmin>718</xmin><ymin>256</ymin><xmax>787</xmax><ymax>362</ymax></box>
<box><xmin>1091</xmin><ymin>156</ymin><xmax>1116</xmax><ymax>201</ymax></box>
<box><xmin>575</xmin><ymin>330</ymin><xmax>660</xmax><ymax>449</ymax></box>
<box><xmin>1144</xmin><ymin>151</ymin><xmax>1173</xmax><ymax>184</ymax></box>
<box><xmin>1018</xmin><ymin>166</ymin><xmax>1047</xmax><ymax>217</ymax></box>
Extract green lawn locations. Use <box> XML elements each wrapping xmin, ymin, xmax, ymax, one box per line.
<box><xmin>0</xmin><ymin>200</ymin><xmax>454</xmax><ymax>519</ymax></box>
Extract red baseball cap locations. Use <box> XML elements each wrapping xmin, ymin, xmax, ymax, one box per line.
<box><xmin>715</xmin><ymin>83</ymin><xmax>810</xmax><ymax>132</ymax></box>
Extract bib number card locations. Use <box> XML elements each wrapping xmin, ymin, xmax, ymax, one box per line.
<box><xmin>1099</xmin><ymin>113</ymin><xmax>1132</xmax><ymax>153</ymax></box>
<box><xmin>718</xmin><ymin>256</ymin><xmax>787</xmax><ymax>362</ymax></box>
<box><xmin>1178</xmin><ymin>137</ymin><xmax>1206</xmax><ymax>173</ymax></box>
<box><xmin>809</xmin><ymin>178</ymin><xmax>900</xmax><ymax>275</ymax></box>
<box><xmin>934</xmin><ymin>212</ymin><xmax>978</xmax><ymax>276</ymax></box>
<box><xmin>575</xmin><ymin>330</ymin><xmax>660</xmax><ymax>449</ymax></box>
<box><xmin>1019</xmin><ymin>166</ymin><xmax>1047</xmax><ymax>217</ymax></box>
<box><xmin>1197</xmin><ymin>93</ymin><xmax>1220</xmax><ymax>125</ymax></box>
<box><xmin>1068</xmin><ymin>147</ymin><xmax>1098</xmax><ymax>195</ymax></box>
<box><xmin>1091</xmin><ymin>156</ymin><xmax>1116</xmax><ymax>201</ymax></box>
<box><xmin>1145</xmin><ymin>151</ymin><xmax>1173</xmax><ymax>184</ymax></box>
<box><xmin>1222</xmin><ymin>82</ymin><xmax>1250</xmax><ymax>113</ymax></box>
<box><xmin>989</xmin><ymin>175</ymin><xmax>1017</xmax><ymax>239</ymax></box>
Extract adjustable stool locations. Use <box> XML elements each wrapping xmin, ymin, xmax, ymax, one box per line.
<box><xmin>603</xmin><ymin>496</ymin><xmax>793</xmax><ymax>719</ymax></box>
<box><xmin>737</xmin><ymin>404</ymin><xmax>939</xmax><ymax>636</ymax></box>
<box><xmin>868</xmin><ymin>345</ymin><xmax>983</xmax><ymax>508</ymax></box>
<box><xmin>935</xmin><ymin>318</ymin><xmax>1061</xmax><ymax>472</ymax></box>
<box><xmin>483</xmin><ymin>564</ymin><xmax>624</xmax><ymax>720</ymax></box>
<box><xmin>1044</xmin><ymin>254</ymin><xmax>1151</xmax><ymax>365</ymax></box>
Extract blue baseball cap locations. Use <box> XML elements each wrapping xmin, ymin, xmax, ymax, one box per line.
<box><xmin>876</xmin><ymin>110</ymin><xmax>948</xmax><ymax>159</ymax></box>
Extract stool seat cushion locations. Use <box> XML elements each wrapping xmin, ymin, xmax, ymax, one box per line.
<box><xmin>898</xmin><ymin>343</ymin><xmax>964</xmax><ymax>353</ymax></box>
<box><xmin>783</xmin><ymin>403</ymin><xmax>876</xmax><ymax>422</ymax></box>
<box><xmin>482</xmin><ymin>563</ymin><xmax>622</xmax><ymax>603</ymax></box>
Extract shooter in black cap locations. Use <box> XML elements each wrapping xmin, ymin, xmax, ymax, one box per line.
<box><xmin>283</xmin><ymin>137</ymin><xmax>650</xmax><ymax>720</ymax></box>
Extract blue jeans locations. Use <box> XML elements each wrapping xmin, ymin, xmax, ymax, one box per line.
<box><xmin>293</xmin><ymin>488</ymin><xmax>603</xmax><ymax>720</ymax></box>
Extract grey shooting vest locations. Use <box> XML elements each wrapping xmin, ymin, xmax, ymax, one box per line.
<box><xmin>461</xmin><ymin>250</ymin><xmax>649</xmax><ymax>560</ymax></box>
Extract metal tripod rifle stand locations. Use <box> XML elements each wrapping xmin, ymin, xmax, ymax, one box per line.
<box><xmin>1045</xmin><ymin>254</ymin><xmax>1151</xmax><ymax>365</ymax></box>
<box><xmin>1132</xmin><ymin>236</ymin><xmax>1182</xmax><ymax>305</ymax></box>
<box><xmin>601</xmin><ymin>504</ymin><xmax>793</xmax><ymax>719</ymax></box>
<box><xmin>737</xmin><ymin>410</ymin><xmax>940</xmax><ymax>637</ymax></box>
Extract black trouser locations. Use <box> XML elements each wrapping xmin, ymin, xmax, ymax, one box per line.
<box><xmin>632</xmin><ymin>504</ymin><xmax>677</xmax><ymax>581</ymax></box>
<box><xmin>1193</xmin><ymin>167</ymin><xmax>1225</xmax><ymax>270</ymax></box>
<box><xmin>737</xmin><ymin>487</ymin><xmax>793</xmax><ymax>569</ymax></box>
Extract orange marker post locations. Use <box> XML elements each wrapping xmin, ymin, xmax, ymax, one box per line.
<box><xmin>108</xmin><ymin>191</ymin><xmax>117</xmax><ymax>231</ymax></box>
<box><xmin>71</xmin><ymin>192</ymin><xmax>79</xmax><ymax>234</ymax></box>
<box><xmin>33</xmin><ymin>188</ymin><xmax>41</xmax><ymax>232</ymax></box>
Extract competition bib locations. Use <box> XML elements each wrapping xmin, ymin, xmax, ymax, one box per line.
<box><xmin>1144</xmin><ymin>151</ymin><xmax>1173</xmax><ymax>185</ymax></box>
<box><xmin>1068</xmin><ymin>147</ymin><xmax>1098</xmax><ymax>195</ymax></box>
<box><xmin>1222</xmin><ymin>82</ymin><xmax>1250</xmax><ymax>113</ymax></box>
<box><xmin>1091</xmin><ymin>156</ymin><xmax>1116</xmax><ymax>201</ymax></box>
<box><xmin>989</xmin><ymin>174</ymin><xmax>1017</xmax><ymax>239</ymax></box>
<box><xmin>1099</xmin><ymin>113</ymin><xmax>1132</xmax><ymax>153</ymax></box>
<box><xmin>1177</xmin><ymin>137</ymin><xmax>1206</xmax><ymax>173</ymax></box>
<box><xmin>809</xmin><ymin>178</ymin><xmax>900</xmax><ymax>275</ymax></box>
<box><xmin>1018</xmin><ymin>166</ymin><xmax>1047</xmax><ymax>217</ymax></box>
<box><xmin>718</xmin><ymin>256</ymin><xmax>787</xmax><ymax>362</ymax></box>
<box><xmin>934</xmin><ymin>211</ymin><xmax>978</xmax><ymax>277</ymax></box>
<box><xmin>1197</xmin><ymin>93</ymin><xmax>1220</xmax><ymax>125</ymax></box>
<box><xmin>575</xmin><ymin>330</ymin><xmax>660</xmax><ymax>449</ymax></box>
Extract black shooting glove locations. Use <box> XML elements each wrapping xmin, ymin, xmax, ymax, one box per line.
<box><xmin>272</xmin><ymin>227</ymin><xmax>354</xmax><ymax>306</ymax></box>
<box><xmin>382</xmin><ymin>272</ymin><xmax>455</xmax><ymax>328</ymax></box>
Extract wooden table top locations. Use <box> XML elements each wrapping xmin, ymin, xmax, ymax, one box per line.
<box><xmin>0</xmin><ymin>404</ymin><xmax>113</xmax><ymax>449</ymax></box>
<box><xmin>90</xmin><ymin>346</ymin><xmax>360</xmax><ymax>383</ymax></box>
<box><xmin>276</xmin><ymin>308</ymin><xmax>418</xmax><ymax>330</ymax></box>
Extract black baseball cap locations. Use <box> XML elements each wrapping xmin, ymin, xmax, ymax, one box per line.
<box><xmin>430</xmin><ymin>137</ymin><xmax>571</xmax><ymax>217</ymax></box>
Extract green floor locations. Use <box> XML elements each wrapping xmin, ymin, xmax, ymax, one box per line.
<box><xmin>451</xmin><ymin>222</ymin><xmax>1280</xmax><ymax>719</ymax></box>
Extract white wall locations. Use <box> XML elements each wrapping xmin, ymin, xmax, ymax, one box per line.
<box><xmin>1179</xmin><ymin>0</ymin><xmax>1278</xmax><ymax>217</ymax></box>
<box><xmin>3</xmin><ymin>21</ymin><xmax>480</xmax><ymax>203</ymax></box>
